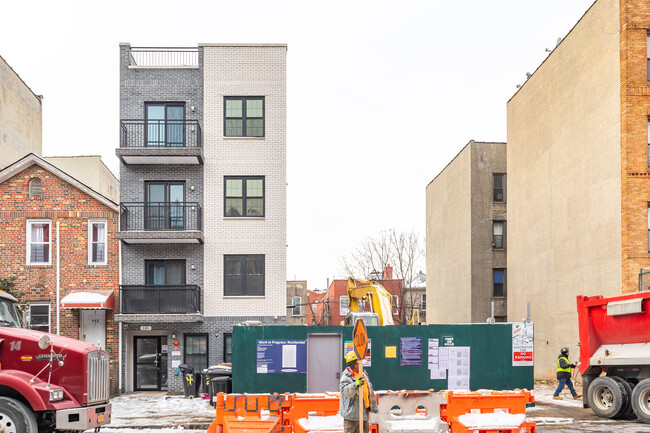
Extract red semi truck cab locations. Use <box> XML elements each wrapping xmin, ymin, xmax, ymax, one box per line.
<box><xmin>577</xmin><ymin>291</ymin><xmax>650</xmax><ymax>421</ymax></box>
<box><xmin>0</xmin><ymin>291</ymin><xmax>111</xmax><ymax>432</ymax></box>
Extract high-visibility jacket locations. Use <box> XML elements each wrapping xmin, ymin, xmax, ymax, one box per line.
<box><xmin>557</xmin><ymin>356</ymin><xmax>571</xmax><ymax>373</ymax></box>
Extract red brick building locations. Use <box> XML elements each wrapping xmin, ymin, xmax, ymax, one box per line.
<box><xmin>325</xmin><ymin>265</ymin><xmax>404</xmax><ymax>325</ymax></box>
<box><xmin>305</xmin><ymin>290</ymin><xmax>328</xmax><ymax>325</ymax></box>
<box><xmin>0</xmin><ymin>153</ymin><xmax>119</xmax><ymax>393</ymax></box>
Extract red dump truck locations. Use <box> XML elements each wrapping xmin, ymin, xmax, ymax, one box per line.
<box><xmin>577</xmin><ymin>291</ymin><xmax>650</xmax><ymax>421</ymax></box>
<box><xmin>0</xmin><ymin>290</ymin><xmax>111</xmax><ymax>432</ymax></box>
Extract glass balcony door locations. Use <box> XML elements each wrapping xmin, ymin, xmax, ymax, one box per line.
<box><xmin>145</xmin><ymin>182</ymin><xmax>185</xmax><ymax>230</ymax></box>
<box><xmin>146</xmin><ymin>103</ymin><xmax>185</xmax><ymax>147</ymax></box>
<box><xmin>145</xmin><ymin>260</ymin><xmax>186</xmax><ymax>286</ymax></box>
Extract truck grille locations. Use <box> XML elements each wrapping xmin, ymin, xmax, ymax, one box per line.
<box><xmin>87</xmin><ymin>350</ymin><xmax>110</xmax><ymax>404</ymax></box>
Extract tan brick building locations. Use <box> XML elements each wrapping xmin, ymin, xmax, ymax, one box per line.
<box><xmin>507</xmin><ymin>0</ymin><xmax>650</xmax><ymax>378</ymax></box>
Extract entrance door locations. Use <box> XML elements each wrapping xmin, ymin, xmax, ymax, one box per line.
<box><xmin>80</xmin><ymin>310</ymin><xmax>105</xmax><ymax>348</ymax></box>
<box><xmin>134</xmin><ymin>336</ymin><xmax>168</xmax><ymax>391</ymax></box>
<box><xmin>307</xmin><ymin>334</ymin><xmax>341</xmax><ymax>393</ymax></box>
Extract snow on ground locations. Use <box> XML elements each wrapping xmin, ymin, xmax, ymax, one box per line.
<box><xmin>95</xmin><ymin>392</ymin><xmax>215</xmax><ymax>430</ymax></box>
<box><xmin>95</xmin><ymin>429</ymin><xmax>205</xmax><ymax>433</ymax></box>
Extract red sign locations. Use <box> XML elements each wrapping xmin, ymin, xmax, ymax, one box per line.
<box><xmin>352</xmin><ymin>318</ymin><xmax>368</xmax><ymax>362</ymax></box>
<box><xmin>513</xmin><ymin>352</ymin><xmax>533</xmax><ymax>362</ymax></box>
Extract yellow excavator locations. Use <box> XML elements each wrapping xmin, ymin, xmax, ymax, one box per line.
<box><xmin>343</xmin><ymin>277</ymin><xmax>395</xmax><ymax>326</ymax></box>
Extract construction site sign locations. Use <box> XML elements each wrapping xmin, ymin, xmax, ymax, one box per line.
<box><xmin>352</xmin><ymin>318</ymin><xmax>368</xmax><ymax>362</ymax></box>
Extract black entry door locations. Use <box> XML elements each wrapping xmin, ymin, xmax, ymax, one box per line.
<box><xmin>134</xmin><ymin>336</ymin><xmax>168</xmax><ymax>391</ymax></box>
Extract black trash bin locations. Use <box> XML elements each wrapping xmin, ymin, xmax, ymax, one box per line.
<box><xmin>209</xmin><ymin>376</ymin><xmax>232</xmax><ymax>403</ymax></box>
<box><xmin>179</xmin><ymin>364</ymin><xmax>198</xmax><ymax>398</ymax></box>
<box><xmin>204</xmin><ymin>365</ymin><xmax>232</xmax><ymax>406</ymax></box>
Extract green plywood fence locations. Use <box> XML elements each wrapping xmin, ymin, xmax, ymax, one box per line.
<box><xmin>232</xmin><ymin>324</ymin><xmax>533</xmax><ymax>393</ymax></box>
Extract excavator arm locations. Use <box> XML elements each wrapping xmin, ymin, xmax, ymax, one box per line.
<box><xmin>347</xmin><ymin>277</ymin><xmax>395</xmax><ymax>325</ymax></box>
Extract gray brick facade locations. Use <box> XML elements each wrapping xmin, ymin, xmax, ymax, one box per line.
<box><xmin>117</xmin><ymin>44</ymin><xmax>287</xmax><ymax>394</ymax></box>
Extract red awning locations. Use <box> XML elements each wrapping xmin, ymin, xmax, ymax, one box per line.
<box><xmin>60</xmin><ymin>290</ymin><xmax>115</xmax><ymax>309</ymax></box>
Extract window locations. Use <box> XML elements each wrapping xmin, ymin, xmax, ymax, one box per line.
<box><xmin>27</xmin><ymin>221</ymin><xmax>51</xmax><ymax>265</ymax></box>
<box><xmin>648</xmin><ymin>118</ymin><xmax>650</xmax><ymax>167</ymax></box>
<box><xmin>29</xmin><ymin>178</ymin><xmax>42</xmax><ymax>199</ymax></box>
<box><xmin>493</xmin><ymin>174</ymin><xmax>505</xmax><ymax>202</ymax></box>
<box><xmin>291</xmin><ymin>296</ymin><xmax>301</xmax><ymax>316</ymax></box>
<box><xmin>493</xmin><ymin>221</ymin><xmax>505</xmax><ymax>249</ymax></box>
<box><xmin>340</xmin><ymin>296</ymin><xmax>349</xmax><ymax>316</ymax></box>
<box><xmin>89</xmin><ymin>221</ymin><xmax>107</xmax><ymax>265</ymax></box>
<box><xmin>393</xmin><ymin>295</ymin><xmax>399</xmax><ymax>314</ymax></box>
<box><xmin>493</xmin><ymin>269</ymin><xmax>506</xmax><ymax>297</ymax></box>
<box><xmin>224</xmin><ymin>255</ymin><xmax>265</xmax><ymax>296</ymax></box>
<box><xmin>146</xmin><ymin>182</ymin><xmax>185</xmax><ymax>230</ymax></box>
<box><xmin>224</xmin><ymin>177</ymin><xmax>264</xmax><ymax>217</ymax></box>
<box><xmin>224</xmin><ymin>333</ymin><xmax>232</xmax><ymax>363</ymax></box>
<box><xmin>184</xmin><ymin>334</ymin><xmax>208</xmax><ymax>372</ymax></box>
<box><xmin>29</xmin><ymin>304</ymin><xmax>50</xmax><ymax>332</ymax></box>
<box><xmin>648</xmin><ymin>203</ymin><xmax>650</xmax><ymax>253</ymax></box>
<box><xmin>145</xmin><ymin>260</ymin><xmax>186</xmax><ymax>285</ymax></box>
<box><xmin>224</xmin><ymin>97</ymin><xmax>264</xmax><ymax>137</ymax></box>
<box><xmin>495</xmin><ymin>316</ymin><xmax>507</xmax><ymax>323</ymax></box>
<box><xmin>421</xmin><ymin>294</ymin><xmax>426</xmax><ymax>310</ymax></box>
<box><xmin>146</xmin><ymin>103</ymin><xmax>185</xmax><ymax>147</ymax></box>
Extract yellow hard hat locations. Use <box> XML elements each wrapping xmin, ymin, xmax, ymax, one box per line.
<box><xmin>345</xmin><ymin>351</ymin><xmax>358</xmax><ymax>364</ymax></box>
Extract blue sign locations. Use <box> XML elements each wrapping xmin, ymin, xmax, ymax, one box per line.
<box><xmin>256</xmin><ymin>340</ymin><xmax>307</xmax><ymax>374</ymax></box>
<box><xmin>400</xmin><ymin>337</ymin><xmax>422</xmax><ymax>366</ymax></box>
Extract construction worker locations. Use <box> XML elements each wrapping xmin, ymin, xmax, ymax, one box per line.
<box><xmin>340</xmin><ymin>351</ymin><xmax>378</xmax><ymax>433</ymax></box>
<box><xmin>553</xmin><ymin>346</ymin><xmax>582</xmax><ymax>400</ymax></box>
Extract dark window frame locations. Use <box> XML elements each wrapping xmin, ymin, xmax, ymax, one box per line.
<box><xmin>224</xmin><ymin>97</ymin><xmax>265</xmax><ymax>137</ymax></box>
<box><xmin>223</xmin><ymin>333</ymin><xmax>232</xmax><ymax>363</ymax></box>
<box><xmin>224</xmin><ymin>254</ymin><xmax>265</xmax><ymax>296</ymax></box>
<box><xmin>224</xmin><ymin>176</ymin><xmax>265</xmax><ymax>217</ymax></box>
<box><xmin>144</xmin><ymin>259</ymin><xmax>186</xmax><ymax>285</ymax></box>
<box><xmin>493</xmin><ymin>220</ymin><xmax>506</xmax><ymax>249</ymax></box>
<box><xmin>183</xmin><ymin>333</ymin><xmax>208</xmax><ymax>372</ymax></box>
<box><xmin>144</xmin><ymin>181</ymin><xmax>186</xmax><ymax>230</ymax></box>
<box><xmin>145</xmin><ymin>102</ymin><xmax>186</xmax><ymax>147</ymax></box>
<box><xmin>493</xmin><ymin>268</ymin><xmax>507</xmax><ymax>297</ymax></box>
<box><xmin>291</xmin><ymin>296</ymin><xmax>301</xmax><ymax>316</ymax></box>
<box><xmin>493</xmin><ymin>173</ymin><xmax>505</xmax><ymax>202</ymax></box>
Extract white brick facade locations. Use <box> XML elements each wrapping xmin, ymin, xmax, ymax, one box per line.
<box><xmin>202</xmin><ymin>44</ymin><xmax>287</xmax><ymax>317</ymax></box>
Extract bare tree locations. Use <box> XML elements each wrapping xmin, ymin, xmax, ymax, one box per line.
<box><xmin>340</xmin><ymin>228</ymin><xmax>424</xmax><ymax>324</ymax></box>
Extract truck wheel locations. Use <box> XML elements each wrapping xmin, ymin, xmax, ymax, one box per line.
<box><xmin>0</xmin><ymin>396</ymin><xmax>38</xmax><ymax>433</ymax></box>
<box><xmin>631</xmin><ymin>378</ymin><xmax>650</xmax><ymax>422</ymax></box>
<box><xmin>609</xmin><ymin>376</ymin><xmax>633</xmax><ymax>418</ymax></box>
<box><xmin>587</xmin><ymin>376</ymin><xmax>624</xmax><ymax>418</ymax></box>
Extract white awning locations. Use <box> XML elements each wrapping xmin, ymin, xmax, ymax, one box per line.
<box><xmin>60</xmin><ymin>290</ymin><xmax>115</xmax><ymax>309</ymax></box>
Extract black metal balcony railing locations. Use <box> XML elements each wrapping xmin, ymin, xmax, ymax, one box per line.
<box><xmin>120</xmin><ymin>120</ymin><xmax>202</xmax><ymax>149</ymax></box>
<box><xmin>120</xmin><ymin>202</ymin><xmax>202</xmax><ymax>231</ymax></box>
<box><xmin>129</xmin><ymin>47</ymin><xmax>199</xmax><ymax>67</ymax></box>
<box><xmin>120</xmin><ymin>285</ymin><xmax>201</xmax><ymax>314</ymax></box>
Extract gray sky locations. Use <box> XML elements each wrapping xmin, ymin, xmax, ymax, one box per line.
<box><xmin>1</xmin><ymin>0</ymin><xmax>595</xmax><ymax>290</ymax></box>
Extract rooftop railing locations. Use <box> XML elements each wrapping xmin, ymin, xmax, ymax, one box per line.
<box><xmin>128</xmin><ymin>47</ymin><xmax>198</xmax><ymax>67</ymax></box>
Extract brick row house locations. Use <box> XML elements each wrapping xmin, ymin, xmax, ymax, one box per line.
<box><xmin>0</xmin><ymin>154</ymin><xmax>120</xmax><ymax>393</ymax></box>
<box><xmin>115</xmin><ymin>44</ymin><xmax>287</xmax><ymax>393</ymax></box>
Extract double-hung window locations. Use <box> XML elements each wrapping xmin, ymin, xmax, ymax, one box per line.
<box><xmin>224</xmin><ymin>255</ymin><xmax>264</xmax><ymax>296</ymax></box>
<box><xmin>89</xmin><ymin>221</ymin><xmax>107</xmax><ymax>265</ymax></box>
<box><xmin>224</xmin><ymin>177</ymin><xmax>264</xmax><ymax>217</ymax></box>
<box><xmin>421</xmin><ymin>294</ymin><xmax>426</xmax><ymax>310</ymax></box>
<box><xmin>224</xmin><ymin>97</ymin><xmax>264</xmax><ymax>137</ymax></box>
<box><xmin>184</xmin><ymin>334</ymin><xmax>208</xmax><ymax>372</ymax></box>
<box><xmin>291</xmin><ymin>296</ymin><xmax>301</xmax><ymax>316</ymax></box>
<box><xmin>493</xmin><ymin>221</ymin><xmax>505</xmax><ymax>249</ymax></box>
<box><xmin>493</xmin><ymin>174</ymin><xmax>505</xmax><ymax>202</ymax></box>
<box><xmin>27</xmin><ymin>221</ymin><xmax>51</xmax><ymax>265</ymax></box>
<box><xmin>493</xmin><ymin>269</ymin><xmax>506</xmax><ymax>297</ymax></box>
<box><xmin>29</xmin><ymin>304</ymin><xmax>50</xmax><ymax>332</ymax></box>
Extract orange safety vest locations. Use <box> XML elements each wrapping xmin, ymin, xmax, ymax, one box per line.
<box><xmin>351</xmin><ymin>368</ymin><xmax>370</xmax><ymax>409</ymax></box>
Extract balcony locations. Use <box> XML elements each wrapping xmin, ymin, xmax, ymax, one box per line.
<box><xmin>116</xmin><ymin>285</ymin><xmax>203</xmax><ymax>323</ymax></box>
<box><xmin>117</xmin><ymin>202</ymin><xmax>204</xmax><ymax>244</ymax></box>
<box><xmin>116</xmin><ymin>120</ymin><xmax>203</xmax><ymax>165</ymax></box>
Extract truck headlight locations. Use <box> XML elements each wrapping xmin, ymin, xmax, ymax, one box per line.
<box><xmin>49</xmin><ymin>389</ymin><xmax>64</xmax><ymax>401</ymax></box>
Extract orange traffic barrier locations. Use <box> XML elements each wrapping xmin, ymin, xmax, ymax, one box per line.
<box><xmin>209</xmin><ymin>390</ymin><xmax>536</xmax><ymax>433</ymax></box>
<box><xmin>439</xmin><ymin>389</ymin><xmax>535</xmax><ymax>433</ymax></box>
